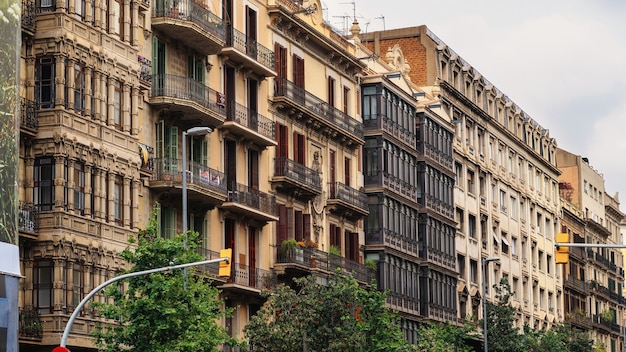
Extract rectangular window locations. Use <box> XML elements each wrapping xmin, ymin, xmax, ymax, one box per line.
<box><xmin>73</xmin><ymin>63</ymin><xmax>85</xmax><ymax>112</ymax></box>
<box><xmin>33</xmin><ymin>260</ymin><xmax>54</xmax><ymax>314</ymax></box>
<box><xmin>160</xmin><ymin>206</ymin><xmax>177</xmax><ymax>239</ymax></box>
<box><xmin>468</xmin><ymin>214</ymin><xmax>476</xmax><ymax>238</ymax></box>
<box><xmin>345</xmin><ymin>231</ymin><xmax>359</xmax><ymax>261</ymax></box>
<box><xmin>327</xmin><ymin>76</ymin><xmax>335</xmax><ymax>106</ymax></box>
<box><xmin>293</xmin><ymin>131</ymin><xmax>305</xmax><ymax>164</ymax></box>
<box><xmin>344</xmin><ymin>157</ymin><xmax>351</xmax><ymax>186</ymax></box>
<box><xmin>467</xmin><ymin>170</ymin><xmax>475</xmax><ymax>194</ymax></box>
<box><xmin>114</xmin><ymin>81</ymin><xmax>122</xmax><ymax>130</ymax></box>
<box><xmin>74</xmin><ymin>161</ymin><xmax>85</xmax><ymax>215</ymax></box>
<box><xmin>74</xmin><ymin>0</ymin><xmax>85</xmax><ymax>20</ymax></box>
<box><xmin>276</xmin><ymin>123</ymin><xmax>289</xmax><ymax>158</ymax></box>
<box><xmin>330</xmin><ymin>223</ymin><xmax>341</xmax><ymax>250</ymax></box>
<box><xmin>274</xmin><ymin>43</ymin><xmax>287</xmax><ymax>79</ymax></box>
<box><xmin>343</xmin><ymin>86</ymin><xmax>350</xmax><ymax>114</ymax></box>
<box><xmin>293</xmin><ymin>54</ymin><xmax>305</xmax><ymax>88</ymax></box>
<box><xmin>114</xmin><ymin>175</ymin><xmax>123</xmax><ymax>226</ymax></box>
<box><xmin>35</xmin><ymin>57</ymin><xmax>55</xmax><ymax>108</ymax></box>
<box><xmin>69</xmin><ymin>263</ymin><xmax>83</xmax><ymax>309</ymax></box>
<box><xmin>112</xmin><ymin>0</ymin><xmax>124</xmax><ymax>39</ymax></box>
<box><xmin>34</xmin><ymin>157</ymin><xmax>55</xmax><ymax>211</ymax></box>
<box><xmin>470</xmin><ymin>259</ymin><xmax>478</xmax><ymax>283</ymax></box>
<box><xmin>510</xmin><ymin>196</ymin><xmax>517</xmax><ymax>218</ymax></box>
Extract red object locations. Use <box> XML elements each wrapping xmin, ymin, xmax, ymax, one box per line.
<box><xmin>52</xmin><ymin>347</ymin><xmax>70</xmax><ymax>352</ymax></box>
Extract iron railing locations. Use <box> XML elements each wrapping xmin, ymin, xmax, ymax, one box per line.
<box><xmin>275</xmin><ymin>246</ymin><xmax>372</xmax><ymax>283</ymax></box>
<box><xmin>19</xmin><ymin>202</ymin><xmax>39</xmax><ymax>233</ymax></box>
<box><xmin>150</xmin><ymin>157</ymin><xmax>228</xmax><ymax>195</ymax></box>
<box><xmin>22</xmin><ymin>0</ymin><xmax>36</xmax><ymax>32</ymax></box>
<box><xmin>20</xmin><ymin>97</ymin><xmax>38</xmax><ymax>132</ymax></box>
<box><xmin>153</xmin><ymin>0</ymin><xmax>224</xmax><ymax>40</ymax></box>
<box><xmin>327</xmin><ymin>181</ymin><xmax>368</xmax><ymax>212</ymax></box>
<box><xmin>151</xmin><ymin>74</ymin><xmax>226</xmax><ymax>116</ymax></box>
<box><xmin>273</xmin><ymin>157</ymin><xmax>322</xmax><ymax>193</ymax></box>
<box><xmin>226</xmin><ymin>100</ymin><xmax>275</xmax><ymax>140</ymax></box>
<box><xmin>274</xmin><ymin>78</ymin><xmax>363</xmax><ymax>138</ymax></box>
<box><xmin>228</xmin><ymin>263</ymin><xmax>277</xmax><ymax>290</ymax></box>
<box><xmin>225</xmin><ymin>26</ymin><xmax>274</xmax><ymax>71</ymax></box>
<box><xmin>19</xmin><ymin>307</ymin><xmax>43</xmax><ymax>338</ymax></box>
<box><xmin>227</xmin><ymin>182</ymin><xmax>277</xmax><ymax>217</ymax></box>
<box><xmin>138</xmin><ymin>56</ymin><xmax>152</xmax><ymax>84</ymax></box>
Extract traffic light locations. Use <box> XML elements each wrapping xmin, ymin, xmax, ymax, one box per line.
<box><xmin>555</xmin><ymin>232</ymin><xmax>569</xmax><ymax>264</ymax></box>
<box><xmin>52</xmin><ymin>347</ymin><xmax>70</xmax><ymax>352</ymax></box>
<box><xmin>219</xmin><ymin>248</ymin><xmax>232</xmax><ymax>277</ymax></box>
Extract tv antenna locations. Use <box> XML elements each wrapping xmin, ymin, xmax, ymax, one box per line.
<box><xmin>340</xmin><ymin>1</ymin><xmax>356</xmax><ymax>20</ymax></box>
<box><xmin>375</xmin><ymin>14</ymin><xmax>385</xmax><ymax>30</ymax></box>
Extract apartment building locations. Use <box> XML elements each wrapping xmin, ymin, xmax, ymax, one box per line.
<box><xmin>267</xmin><ymin>0</ymin><xmax>370</xmax><ymax>289</ymax></box>
<box><xmin>557</xmin><ymin>149</ymin><xmax>625</xmax><ymax>351</ymax></box>
<box><xmin>361</xmin><ymin>26</ymin><xmax>563</xmax><ymax>330</ymax></box>
<box><xmin>16</xmin><ymin>0</ymin><xmax>372</xmax><ymax>349</ymax></box>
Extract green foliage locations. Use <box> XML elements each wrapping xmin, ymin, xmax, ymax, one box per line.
<box><xmin>92</xmin><ymin>209</ymin><xmax>237</xmax><ymax>352</ymax></box>
<box><xmin>245</xmin><ymin>270</ymin><xmax>409</xmax><ymax>352</ymax></box>
<box><xmin>280</xmin><ymin>239</ymin><xmax>300</xmax><ymax>258</ymax></box>
<box><xmin>0</xmin><ymin>0</ymin><xmax>20</xmax><ymax>245</ymax></box>
<box><xmin>328</xmin><ymin>245</ymin><xmax>342</xmax><ymax>256</ymax></box>
<box><xmin>412</xmin><ymin>320</ymin><xmax>478</xmax><ymax>352</ymax></box>
<box><xmin>480</xmin><ymin>278</ymin><xmax>524</xmax><ymax>352</ymax></box>
<box><xmin>522</xmin><ymin>323</ymin><xmax>594</xmax><ymax>352</ymax></box>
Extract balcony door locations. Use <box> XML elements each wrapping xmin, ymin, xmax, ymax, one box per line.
<box><xmin>156</xmin><ymin>121</ymin><xmax>178</xmax><ymax>174</ymax></box>
<box><xmin>245</xmin><ymin>6</ymin><xmax>257</xmax><ymax>58</ymax></box>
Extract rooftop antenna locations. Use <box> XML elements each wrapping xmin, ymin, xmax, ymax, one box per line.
<box><xmin>340</xmin><ymin>1</ymin><xmax>356</xmax><ymax>20</ymax></box>
<box><xmin>332</xmin><ymin>14</ymin><xmax>351</xmax><ymax>34</ymax></box>
<box><xmin>375</xmin><ymin>14</ymin><xmax>385</xmax><ymax>30</ymax></box>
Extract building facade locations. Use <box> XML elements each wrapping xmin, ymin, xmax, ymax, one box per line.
<box><xmin>557</xmin><ymin>148</ymin><xmax>626</xmax><ymax>351</ymax></box>
<box><xmin>361</xmin><ymin>25</ymin><xmax>563</xmax><ymax>331</ymax></box>
<box><xmin>17</xmin><ymin>0</ymin><xmax>371</xmax><ymax>350</ymax></box>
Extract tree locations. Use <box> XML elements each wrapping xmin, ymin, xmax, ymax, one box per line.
<box><xmin>480</xmin><ymin>278</ymin><xmax>524</xmax><ymax>352</ymax></box>
<box><xmin>92</xmin><ymin>211</ymin><xmax>238</xmax><ymax>352</ymax></box>
<box><xmin>244</xmin><ymin>270</ymin><xmax>409</xmax><ymax>352</ymax></box>
<box><xmin>412</xmin><ymin>320</ymin><xmax>478</xmax><ymax>352</ymax></box>
<box><xmin>522</xmin><ymin>322</ymin><xmax>594</xmax><ymax>352</ymax></box>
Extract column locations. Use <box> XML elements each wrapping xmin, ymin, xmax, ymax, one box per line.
<box><xmin>122</xmin><ymin>82</ymin><xmax>130</xmax><ymax>133</ymax></box>
<box><xmin>131</xmin><ymin>1</ymin><xmax>139</xmax><ymax>46</ymax></box>
<box><xmin>131</xmin><ymin>86</ymin><xmax>139</xmax><ymax>135</ymax></box>
<box><xmin>124</xmin><ymin>0</ymin><xmax>131</xmax><ymax>43</ymax></box>
<box><xmin>123</xmin><ymin>176</ymin><xmax>131</xmax><ymax>227</ymax></box>
<box><xmin>54</xmin><ymin>156</ymin><xmax>66</xmax><ymax>211</ymax></box>
<box><xmin>67</xmin><ymin>159</ymin><xmax>75</xmax><ymax>212</ymax></box>
<box><xmin>131</xmin><ymin>179</ymin><xmax>140</xmax><ymax>229</ymax></box>
<box><xmin>84</xmin><ymin>164</ymin><xmax>93</xmax><ymax>217</ymax></box>
<box><xmin>92</xmin><ymin>69</ymin><xmax>102</xmax><ymax>121</ymax></box>
<box><xmin>92</xmin><ymin>167</ymin><xmax>102</xmax><ymax>220</ymax></box>
<box><xmin>54</xmin><ymin>55</ymin><xmax>66</xmax><ymax>108</ymax></box>
<box><xmin>107</xmin><ymin>76</ymin><xmax>115</xmax><ymax>126</ymax></box>
<box><xmin>84</xmin><ymin>66</ymin><xmax>93</xmax><ymax>117</ymax></box>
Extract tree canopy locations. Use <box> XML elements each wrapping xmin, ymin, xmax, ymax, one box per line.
<box><xmin>244</xmin><ymin>271</ymin><xmax>409</xmax><ymax>352</ymax></box>
<box><xmin>92</xmin><ymin>212</ymin><xmax>237</xmax><ymax>352</ymax></box>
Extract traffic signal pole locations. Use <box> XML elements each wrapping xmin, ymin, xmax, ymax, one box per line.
<box><xmin>59</xmin><ymin>257</ymin><xmax>230</xmax><ymax>348</ymax></box>
<box><xmin>555</xmin><ymin>243</ymin><xmax>626</xmax><ymax>248</ymax></box>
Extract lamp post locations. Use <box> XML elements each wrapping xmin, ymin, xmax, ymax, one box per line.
<box><xmin>182</xmin><ymin>126</ymin><xmax>213</xmax><ymax>234</ymax></box>
<box><xmin>482</xmin><ymin>256</ymin><xmax>500</xmax><ymax>352</ymax></box>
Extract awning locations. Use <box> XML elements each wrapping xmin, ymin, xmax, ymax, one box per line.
<box><xmin>501</xmin><ymin>236</ymin><xmax>510</xmax><ymax>247</ymax></box>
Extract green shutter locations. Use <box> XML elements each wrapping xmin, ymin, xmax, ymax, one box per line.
<box><xmin>201</xmin><ymin>140</ymin><xmax>208</xmax><ymax>166</ymax></box>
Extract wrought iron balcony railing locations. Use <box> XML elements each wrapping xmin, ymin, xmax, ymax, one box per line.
<box><xmin>273</xmin><ymin>157</ymin><xmax>322</xmax><ymax>194</ymax></box>
<box><xmin>227</xmin><ymin>263</ymin><xmax>277</xmax><ymax>290</ymax></box>
<box><xmin>151</xmin><ymin>74</ymin><xmax>226</xmax><ymax>117</ymax></box>
<box><xmin>225</xmin><ymin>26</ymin><xmax>274</xmax><ymax>72</ymax></box>
<box><xmin>275</xmin><ymin>246</ymin><xmax>372</xmax><ymax>284</ymax></box>
<box><xmin>19</xmin><ymin>202</ymin><xmax>39</xmax><ymax>233</ymax></box>
<box><xmin>226</xmin><ymin>182</ymin><xmax>277</xmax><ymax>217</ymax></box>
<box><xmin>150</xmin><ymin>157</ymin><xmax>227</xmax><ymax>195</ymax></box>
<box><xmin>328</xmin><ymin>182</ymin><xmax>368</xmax><ymax>212</ymax></box>
<box><xmin>226</xmin><ymin>100</ymin><xmax>276</xmax><ymax>141</ymax></box>
<box><xmin>274</xmin><ymin>78</ymin><xmax>363</xmax><ymax>140</ymax></box>
<box><xmin>153</xmin><ymin>0</ymin><xmax>224</xmax><ymax>40</ymax></box>
<box><xmin>22</xmin><ymin>0</ymin><xmax>36</xmax><ymax>33</ymax></box>
<box><xmin>20</xmin><ymin>97</ymin><xmax>38</xmax><ymax>132</ymax></box>
<box><xmin>138</xmin><ymin>55</ymin><xmax>152</xmax><ymax>85</ymax></box>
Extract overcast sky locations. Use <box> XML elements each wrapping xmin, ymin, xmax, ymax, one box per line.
<box><xmin>324</xmin><ymin>0</ymin><xmax>626</xmax><ymax>206</ymax></box>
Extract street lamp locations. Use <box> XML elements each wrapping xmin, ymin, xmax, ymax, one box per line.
<box><xmin>182</xmin><ymin>126</ymin><xmax>213</xmax><ymax>234</ymax></box>
<box><xmin>482</xmin><ymin>256</ymin><xmax>500</xmax><ymax>352</ymax></box>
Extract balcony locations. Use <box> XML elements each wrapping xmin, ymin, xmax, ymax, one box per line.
<box><xmin>563</xmin><ymin>275</ymin><xmax>588</xmax><ymax>294</ymax></box>
<box><xmin>138</xmin><ymin>55</ymin><xmax>152</xmax><ymax>89</ymax></box>
<box><xmin>138</xmin><ymin>0</ymin><xmax>150</xmax><ymax>11</ymax></box>
<box><xmin>150</xmin><ymin>74</ymin><xmax>226</xmax><ymax>127</ymax></box>
<box><xmin>274</xmin><ymin>246</ymin><xmax>372</xmax><ymax>285</ymax></box>
<box><xmin>152</xmin><ymin>0</ymin><xmax>225</xmax><ymax>55</ymax></box>
<box><xmin>18</xmin><ymin>202</ymin><xmax>39</xmax><ymax>237</ymax></box>
<box><xmin>364</xmin><ymin>171</ymin><xmax>418</xmax><ymax>204</ymax></box>
<box><xmin>194</xmin><ymin>247</ymin><xmax>226</xmax><ymax>280</ymax></box>
<box><xmin>272</xmin><ymin>157</ymin><xmax>322</xmax><ymax>200</ymax></box>
<box><xmin>221</xmin><ymin>263</ymin><xmax>277</xmax><ymax>294</ymax></box>
<box><xmin>221</xmin><ymin>101</ymin><xmax>277</xmax><ymax>147</ymax></box>
<box><xmin>20</xmin><ymin>97</ymin><xmax>38</xmax><ymax>136</ymax></box>
<box><xmin>19</xmin><ymin>307</ymin><xmax>42</xmax><ymax>340</ymax></box>
<box><xmin>22</xmin><ymin>0</ymin><xmax>36</xmax><ymax>36</ymax></box>
<box><xmin>363</xmin><ymin>114</ymin><xmax>415</xmax><ymax>149</ymax></box>
<box><xmin>221</xmin><ymin>26</ymin><xmax>275</xmax><ymax>78</ymax></box>
<box><xmin>220</xmin><ymin>182</ymin><xmax>278</xmax><ymax>223</ymax></box>
<box><xmin>149</xmin><ymin>158</ymin><xmax>228</xmax><ymax>207</ymax></box>
<box><xmin>327</xmin><ymin>182</ymin><xmax>368</xmax><ymax>220</ymax></box>
<box><xmin>272</xmin><ymin>78</ymin><xmax>363</xmax><ymax>149</ymax></box>
<box><xmin>386</xmin><ymin>291</ymin><xmax>420</xmax><ymax>316</ymax></box>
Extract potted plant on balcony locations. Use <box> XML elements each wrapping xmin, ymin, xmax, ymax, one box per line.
<box><xmin>280</xmin><ymin>239</ymin><xmax>301</xmax><ymax>260</ymax></box>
